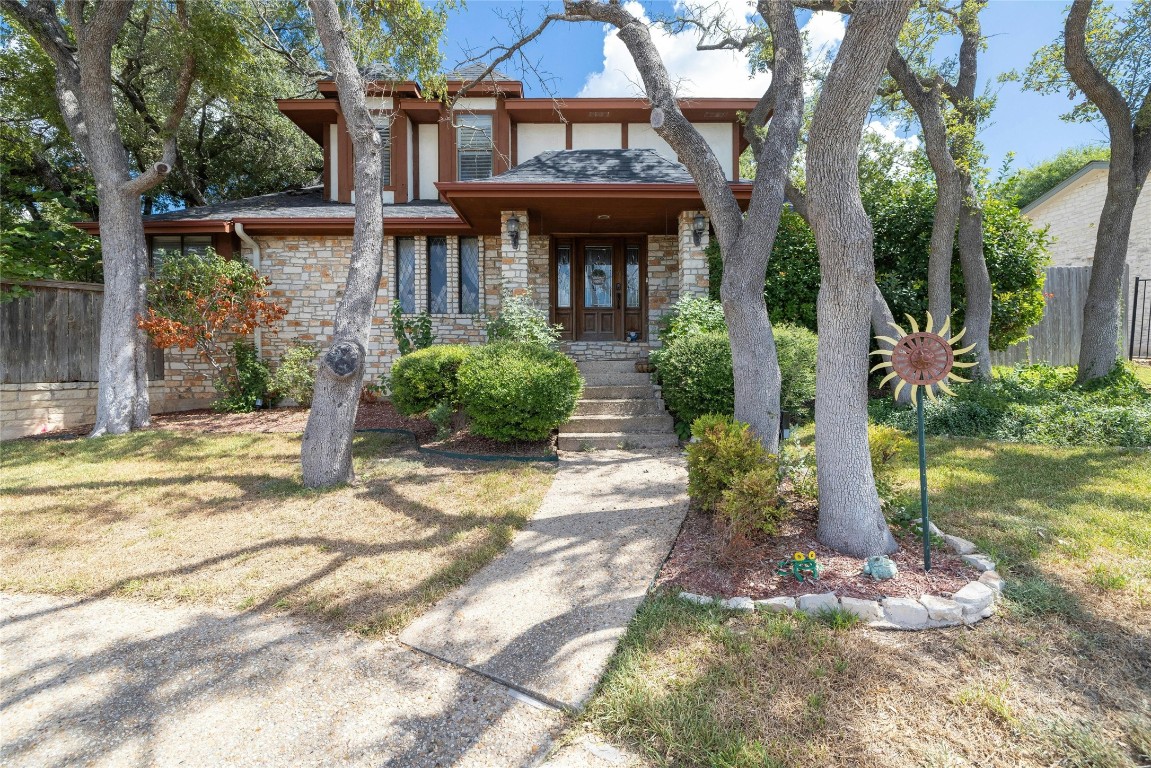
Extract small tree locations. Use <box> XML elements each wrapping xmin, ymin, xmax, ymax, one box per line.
<box><xmin>138</xmin><ymin>248</ymin><xmax>286</xmax><ymax>392</ymax></box>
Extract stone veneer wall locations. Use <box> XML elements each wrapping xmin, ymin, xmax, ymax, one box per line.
<box><xmin>647</xmin><ymin>234</ymin><xmax>681</xmax><ymax>344</ymax></box>
<box><xmin>254</xmin><ymin>234</ymin><xmax>496</xmax><ymax>382</ymax></box>
<box><xmin>677</xmin><ymin>210</ymin><xmax>710</xmax><ymax>300</ymax></box>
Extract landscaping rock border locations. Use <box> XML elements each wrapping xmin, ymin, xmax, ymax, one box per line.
<box><xmin>674</xmin><ymin>524</ymin><xmax>1002</xmax><ymax>631</ymax></box>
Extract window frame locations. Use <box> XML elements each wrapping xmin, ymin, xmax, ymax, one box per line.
<box><xmin>455</xmin><ymin>113</ymin><xmax>495</xmax><ymax>182</ymax></box>
<box><xmin>374</xmin><ymin>113</ymin><xmax>393</xmax><ymax>189</ymax></box>
<box><xmin>395</xmin><ymin>236</ymin><xmax>416</xmax><ymax>313</ymax></box>
<box><xmin>427</xmin><ymin>236</ymin><xmax>448</xmax><ymax>314</ymax></box>
<box><xmin>458</xmin><ymin>236</ymin><xmax>480</xmax><ymax>314</ymax></box>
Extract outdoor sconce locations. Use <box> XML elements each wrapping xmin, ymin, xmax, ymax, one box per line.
<box><xmin>692</xmin><ymin>213</ymin><xmax>706</xmax><ymax>246</ymax></box>
<box><xmin>507</xmin><ymin>215</ymin><xmax>521</xmax><ymax>249</ymax></box>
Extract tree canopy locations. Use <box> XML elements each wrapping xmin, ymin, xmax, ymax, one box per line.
<box><xmin>994</xmin><ymin>144</ymin><xmax>1112</xmax><ymax>208</ymax></box>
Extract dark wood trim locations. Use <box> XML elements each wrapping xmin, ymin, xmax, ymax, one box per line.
<box><xmin>494</xmin><ymin>100</ymin><xmax>510</xmax><ymax>175</ymax></box>
<box><xmin>392</xmin><ymin>112</ymin><xmax>408</xmax><ymax>201</ymax></box>
<box><xmin>621</xmin><ymin>123</ymin><xmax>628</xmax><ymax>149</ymax></box>
<box><xmin>510</xmin><ymin>122</ymin><xmax>518</xmax><ymax>167</ymax></box>
<box><xmin>412</xmin><ymin>125</ymin><xmax>421</xmax><ymax>201</ymax></box>
<box><xmin>565</xmin><ymin>122</ymin><xmax>573</xmax><ymax>149</ymax></box>
<box><xmin>438</xmin><ymin>107</ymin><xmax>453</xmax><ymax>187</ymax></box>
<box><xmin>337</xmin><ymin>112</ymin><xmax>353</xmax><ymax>203</ymax></box>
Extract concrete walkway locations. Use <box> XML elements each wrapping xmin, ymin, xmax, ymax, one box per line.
<box><xmin>401</xmin><ymin>449</ymin><xmax>688</xmax><ymax>710</ymax></box>
<box><xmin>2</xmin><ymin>449</ymin><xmax>684</xmax><ymax>766</ymax></box>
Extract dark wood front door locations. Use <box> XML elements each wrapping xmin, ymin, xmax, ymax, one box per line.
<box><xmin>551</xmin><ymin>237</ymin><xmax>645</xmax><ymax>342</ymax></box>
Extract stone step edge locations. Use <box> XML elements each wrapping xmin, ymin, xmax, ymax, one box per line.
<box><xmin>670</xmin><ymin>524</ymin><xmax>1001</xmax><ymax>632</ymax></box>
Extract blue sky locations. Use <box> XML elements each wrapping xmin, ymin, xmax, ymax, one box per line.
<box><xmin>442</xmin><ymin>0</ymin><xmax>1111</xmax><ymax>173</ymax></box>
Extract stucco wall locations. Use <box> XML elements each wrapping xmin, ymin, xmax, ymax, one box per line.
<box><xmin>1025</xmin><ymin>168</ymin><xmax>1151</xmax><ymax>290</ymax></box>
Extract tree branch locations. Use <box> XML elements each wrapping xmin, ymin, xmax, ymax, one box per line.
<box><xmin>1064</xmin><ymin>0</ymin><xmax>1134</xmax><ymax>142</ymax></box>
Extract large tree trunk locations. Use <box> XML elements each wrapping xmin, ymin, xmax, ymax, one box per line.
<box><xmin>301</xmin><ymin>0</ymin><xmax>385</xmax><ymax>487</ymax></box>
<box><xmin>1076</xmin><ymin>168</ymin><xmax>1140</xmax><ymax>379</ymax></box>
<box><xmin>90</xmin><ymin>190</ymin><xmax>152</xmax><ymax>434</ymax></box>
<box><xmin>957</xmin><ymin>174</ymin><xmax>993</xmax><ymax>378</ymax></box>
<box><xmin>1061</xmin><ymin>0</ymin><xmax>1151</xmax><ymax>382</ymax></box>
<box><xmin>806</xmin><ymin>0</ymin><xmax>911</xmax><ymax>558</ymax></box>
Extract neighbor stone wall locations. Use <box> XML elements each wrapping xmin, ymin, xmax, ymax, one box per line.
<box><xmin>1026</xmin><ymin>168</ymin><xmax>1151</xmax><ymax>292</ymax></box>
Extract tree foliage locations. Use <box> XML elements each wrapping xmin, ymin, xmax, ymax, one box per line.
<box><xmin>1020</xmin><ymin>0</ymin><xmax>1151</xmax><ymax>124</ymax></box>
<box><xmin>994</xmin><ymin>144</ymin><xmax>1112</xmax><ymax>208</ymax></box>
<box><xmin>138</xmin><ymin>248</ymin><xmax>286</xmax><ymax>382</ymax></box>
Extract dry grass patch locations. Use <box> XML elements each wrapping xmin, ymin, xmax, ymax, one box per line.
<box><xmin>1</xmin><ymin>430</ymin><xmax>554</xmax><ymax>634</ymax></box>
<box><xmin>584</xmin><ymin>438</ymin><xmax>1150</xmax><ymax>767</ymax></box>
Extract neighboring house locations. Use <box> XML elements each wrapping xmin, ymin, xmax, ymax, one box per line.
<box><xmin>71</xmin><ymin>66</ymin><xmax>755</xmax><ymax>414</ymax></box>
<box><xmin>1022</xmin><ymin>160</ymin><xmax>1151</xmax><ymax>299</ymax></box>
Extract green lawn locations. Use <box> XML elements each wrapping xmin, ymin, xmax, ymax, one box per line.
<box><xmin>582</xmin><ymin>438</ymin><xmax>1151</xmax><ymax>767</ymax></box>
<box><xmin>1</xmin><ymin>430</ymin><xmax>554</xmax><ymax>635</ymax></box>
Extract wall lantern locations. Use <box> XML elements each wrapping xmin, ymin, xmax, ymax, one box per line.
<box><xmin>692</xmin><ymin>213</ymin><xmax>706</xmax><ymax>246</ymax></box>
<box><xmin>507</xmin><ymin>214</ymin><xmax>521</xmax><ymax>249</ymax></box>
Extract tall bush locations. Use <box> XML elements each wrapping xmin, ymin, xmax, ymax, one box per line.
<box><xmin>685</xmin><ymin>414</ymin><xmax>767</xmax><ymax>510</ymax></box>
<box><xmin>656</xmin><ymin>325</ymin><xmax>818</xmax><ymax>432</ymax></box>
<box><xmin>457</xmin><ymin>342</ymin><xmax>582</xmax><ymax>441</ymax></box>
<box><xmin>214</xmin><ymin>340</ymin><xmax>272</xmax><ymax>413</ymax></box>
<box><xmin>388</xmin><ymin>344</ymin><xmax>474</xmax><ymax>416</ymax></box>
<box><xmin>269</xmin><ymin>341</ymin><xmax>318</xmax><ymax>407</ymax></box>
<box><xmin>485</xmin><ymin>294</ymin><xmax>562</xmax><ymax>346</ymax></box>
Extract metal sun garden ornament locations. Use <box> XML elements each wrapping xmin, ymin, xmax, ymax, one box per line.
<box><xmin>872</xmin><ymin>313</ymin><xmax>978</xmax><ymax>571</ymax></box>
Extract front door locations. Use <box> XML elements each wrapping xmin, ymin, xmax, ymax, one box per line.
<box><xmin>551</xmin><ymin>238</ymin><xmax>645</xmax><ymax>342</ymax></box>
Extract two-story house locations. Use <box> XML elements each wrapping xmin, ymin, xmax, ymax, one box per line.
<box><xmin>98</xmin><ymin>66</ymin><xmax>756</xmax><ymax>407</ymax></box>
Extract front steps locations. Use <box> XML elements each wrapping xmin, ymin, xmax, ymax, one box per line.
<box><xmin>559</xmin><ymin>359</ymin><xmax>679</xmax><ymax>451</ymax></box>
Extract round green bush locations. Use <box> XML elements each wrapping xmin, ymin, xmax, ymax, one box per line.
<box><xmin>388</xmin><ymin>344</ymin><xmax>474</xmax><ymax>416</ymax></box>
<box><xmin>457</xmin><ymin>342</ymin><xmax>583</xmax><ymax>441</ymax></box>
<box><xmin>656</xmin><ymin>324</ymin><xmax>818</xmax><ymax>429</ymax></box>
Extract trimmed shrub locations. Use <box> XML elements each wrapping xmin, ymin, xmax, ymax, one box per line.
<box><xmin>486</xmin><ymin>294</ymin><xmax>562</xmax><ymax>346</ymax></box>
<box><xmin>656</xmin><ymin>324</ymin><xmax>818</xmax><ymax>431</ymax></box>
<box><xmin>686</xmin><ymin>414</ymin><xmax>767</xmax><ymax>510</ymax></box>
<box><xmin>717</xmin><ymin>458</ymin><xmax>790</xmax><ymax>537</ymax></box>
<box><xmin>657</xmin><ymin>296</ymin><xmax>727</xmax><ymax>346</ymax></box>
<box><xmin>269</xmin><ymin>341</ymin><xmax>318</xmax><ymax>407</ymax></box>
<box><xmin>389</xmin><ymin>344</ymin><xmax>474</xmax><ymax>416</ymax></box>
<box><xmin>457</xmin><ymin>342</ymin><xmax>583</xmax><ymax>441</ymax></box>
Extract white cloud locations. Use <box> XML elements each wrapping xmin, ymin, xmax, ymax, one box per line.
<box><xmin>578</xmin><ymin>0</ymin><xmax>772</xmax><ymax>99</ymax></box>
<box><xmin>800</xmin><ymin>11</ymin><xmax>845</xmax><ymax>62</ymax></box>
<box><xmin>865</xmin><ymin>119</ymin><xmax>922</xmax><ymax>154</ymax></box>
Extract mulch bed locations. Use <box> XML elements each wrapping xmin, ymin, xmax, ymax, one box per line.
<box><xmin>27</xmin><ymin>402</ymin><xmax>555</xmax><ymax>459</ymax></box>
<box><xmin>657</xmin><ymin>497</ymin><xmax>979</xmax><ymax>602</ymax></box>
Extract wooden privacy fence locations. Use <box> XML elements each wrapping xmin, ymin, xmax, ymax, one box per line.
<box><xmin>990</xmin><ymin>265</ymin><xmax>1131</xmax><ymax>368</ymax></box>
<box><xmin>1</xmin><ymin>280</ymin><xmax>162</xmax><ymax>384</ymax></box>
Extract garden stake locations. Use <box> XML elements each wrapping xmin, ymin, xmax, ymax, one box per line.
<box><xmin>872</xmin><ymin>312</ymin><xmax>978</xmax><ymax>572</ymax></box>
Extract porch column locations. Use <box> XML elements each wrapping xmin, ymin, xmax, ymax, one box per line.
<box><xmin>499</xmin><ymin>210</ymin><xmax>530</xmax><ymax>297</ymax></box>
<box><xmin>678</xmin><ymin>209</ymin><xmax>710</xmax><ymax>299</ymax></box>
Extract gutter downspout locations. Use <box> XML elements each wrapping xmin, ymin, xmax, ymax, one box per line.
<box><xmin>233</xmin><ymin>221</ymin><xmax>263</xmax><ymax>356</ymax></box>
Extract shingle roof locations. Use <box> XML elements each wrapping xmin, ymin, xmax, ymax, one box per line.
<box><xmin>445</xmin><ymin>63</ymin><xmax>516</xmax><ymax>82</ymax></box>
<box><xmin>142</xmin><ymin>187</ymin><xmax>458</xmax><ymax>222</ymax></box>
<box><xmin>474</xmin><ymin>149</ymin><xmax>695</xmax><ymax>185</ymax></box>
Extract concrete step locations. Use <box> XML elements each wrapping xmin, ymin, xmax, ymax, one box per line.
<box><xmin>558</xmin><ymin>432</ymin><xmax>680</xmax><ymax>451</ymax></box>
<box><xmin>576</xmin><ymin>359</ymin><xmax>641</xmax><ymax>375</ymax></box>
<box><xmin>582</xmin><ymin>385</ymin><xmax>654</xmax><ymax>400</ymax></box>
<box><xmin>575</xmin><ymin>398</ymin><xmax>666</xmax><ymax>416</ymax></box>
<box><xmin>561</xmin><ymin>414</ymin><xmax>674</xmax><ymax>434</ymax></box>
<box><xmin>581</xmin><ymin>372</ymin><xmax>652</xmax><ymax>387</ymax></box>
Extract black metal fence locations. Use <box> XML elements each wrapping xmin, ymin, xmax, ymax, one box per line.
<box><xmin>1131</xmin><ymin>276</ymin><xmax>1150</xmax><ymax>361</ymax></box>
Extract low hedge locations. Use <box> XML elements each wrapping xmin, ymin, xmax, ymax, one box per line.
<box><xmin>388</xmin><ymin>344</ymin><xmax>474</xmax><ymax>416</ymax></box>
<box><xmin>870</xmin><ymin>363</ymin><xmax>1151</xmax><ymax>448</ymax></box>
<box><xmin>457</xmin><ymin>342</ymin><xmax>583</xmax><ymax>441</ymax></box>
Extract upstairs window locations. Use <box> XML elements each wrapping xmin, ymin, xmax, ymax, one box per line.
<box><xmin>456</xmin><ymin>114</ymin><xmax>493</xmax><ymax>181</ymax></box>
<box><xmin>376</xmin><ymin>118</ymin><xmax>392</xmax><ymax>187</ymax></box>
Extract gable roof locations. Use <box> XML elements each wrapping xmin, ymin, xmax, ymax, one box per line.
<box><xmin>1021</xmin><ymin>160</ymin><xmax>1109</xmax><ymax>215</ymax></box>
<box><xmin>472</xmin><ymin>149</ymin><xmax>696</xmax><ymax>185</ymax></box>
<box><xmin>445</xmin><ymin>63</ymin><xmax>516</xmax><ymax>83</ymax></box>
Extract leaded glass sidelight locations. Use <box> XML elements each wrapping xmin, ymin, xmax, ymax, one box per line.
<box><xmin>396</xmin><ymin>237</ymin><xmax>416</xmax><ymax>312</ymax></box>
<box><xmin>556</xmin><ymin>244</ymin><xmax>571</xmax><ymax>308</ymax></box>
<box><xmin>459</xmin><ymin>237</ymin><xmax>480</xmax><ymax>314</ymax></box>
<box><xmin>584</xmin><ymin>247</ymin><xmax>613</xmax><ymax>308</ymax></box>
<box><xmin>626</xmin><ymin>246</ymin><xmax>640</xmax><ymax>308</ymax></box>
<box><xmin>428</xmin><ymin>237</ymin><xmax>448</xmax><ymax>313</ymax></box>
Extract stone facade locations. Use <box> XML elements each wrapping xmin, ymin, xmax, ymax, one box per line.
<box><xmin>1024</xmin><ymin>166</ymin><xmax>1151</xmax><ymax>293</ymax></box>
<box><xmin>647</xmin><ymin>234</ymin><xmax>681</xmax><ymax>343</ymax></box>
<box><xmin>677</xmin><ymin>210</ymin><xmax>711</xmax><ymax>299</ymax></box>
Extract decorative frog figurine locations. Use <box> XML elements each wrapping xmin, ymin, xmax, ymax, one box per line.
<box><xmin>862</xmin><ymin>555</ymin><xmax>899</xmax><ymax>581</ymax></box>
<box><xmin>776</xmin><ymin>551</ymin><xmax>821</xmax><ymax>583</ymax></box>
